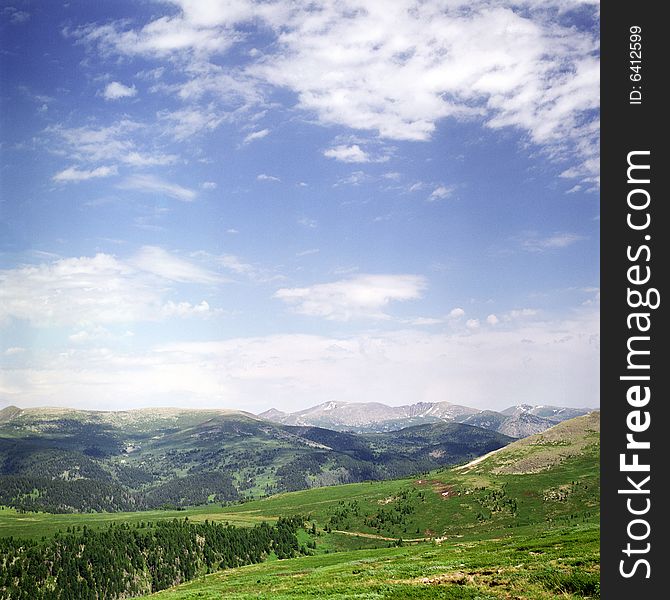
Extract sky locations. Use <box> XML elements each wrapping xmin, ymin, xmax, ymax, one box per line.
<box><xmin>0</xmin><ymin>0</ymin><xmax>600</xmax><ymax>413</ymax></box>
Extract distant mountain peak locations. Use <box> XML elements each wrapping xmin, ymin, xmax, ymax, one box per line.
<box><xmin>257</xmin><ymin>400</ymin><xmax>592</xmax><ymax>438</ymax></box>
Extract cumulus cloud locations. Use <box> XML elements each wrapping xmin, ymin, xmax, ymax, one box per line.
<box><xmin>274</xmin><ymin>274</ymin><xmax>426</xmax><ymax>321</ymax></box>
<box><xmin>323</xmin><ymin>144</ymin><xmax>370</xmax><ymax>163</ymax></box>
<box><xmin>0</xmin><ymin>250</ymin><xmax>221</xmax><ymax>327</ymax></box>
<box><xmin>53</xmin><ymin>165</ymin><xmax>118</xmax><ymax>183</ymax></box>
<box><xmin>102</xmin><ymin>81</ymin><xmax>137</xmax><ymax>100</ymax></box>
<box><xmin>448</xmin><ymin>307</ymin><xmax>465</xmax><ymax>319</ymax></box>
<box><xmin>74</xmin><ymin>0</ymin><xmax>600</xmax><ymax>183</ymax></box>
<box><xmin>75</xmin><ymin>6</ymin><xmax>247</xmax><ymax>58</ymax></box>
<box><xmin>118</xmin><ymin>174</ymin><xmax>197</xmax><ymax>201</ymax></box>
<box><xmin>466</xmin><ymin>318</ymin><xmax>481</xmax><ymax>330</ymax></box>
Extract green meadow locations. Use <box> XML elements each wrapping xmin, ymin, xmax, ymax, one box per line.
<box><xmin>0</xmin><ymin>413</ymin><xmax>600</xmax><ymax>598</ymax></box>
<box><xmin>148</xmin><ymin>525</ymin><xmax>599</xmax><ymax>600</ymax></box>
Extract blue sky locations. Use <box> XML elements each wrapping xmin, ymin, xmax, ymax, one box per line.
<box><xmin>0</xmin><ymin>0</ymin><xmax>600</xmax><ymax>412</ymax></box>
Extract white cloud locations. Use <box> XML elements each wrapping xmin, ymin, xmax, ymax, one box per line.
<box><xmin>466</xmin><ymin>318</ymin><xmax>480</xmax><ymax>330</ymax></box>
<box><xmin>0</xmin><ymin>309</ymin><xmax>599</xmax><ymax>412</ymax></box>
<box><xmin>0</xmin><ymin>249</ymin><xmax>222</xmax><ymax>327</ymax></box>
<box><xmin>131</xmin><ymin>246</ymin><xmax>223</xmax><ymax>283</ymax></box>
<box><xmin>53</xmin><ymin>165</ymin><xmax>118</xmax><ymax>183</ymax></box>
<box><xmin>243</xmin><ymin>128</ymin><xmax>270</xmax><ymax>144</ymax></box>
<box><xmin>255</xmin><ymin>1</ymin><xmax>599</xmax><ymax>179</ymax></box>
<box><xmin>102</xmin><ymin>81</ymin><xmax>137</xmax><ymax>100</ymax></box>
<box><xmin>486</xmin><ymin>314</ymin><xmax>499</xmax><ymax>325</ymax></box>
<box><xmin>274</xmin><ymin>274</ymin><xmax>426</xmax><ymax>321</ymax></box>
<box><xmin>217</xmin><ymin>254</ymin><xmax>255</xmax><ymax>276</ymax></box>
<box><xmin>520</xmin><ymin>232</ymin><xmax>586</xmax><ymax>252</ymax></box>
<box><xmin>324</xmin><ymin>144</ymin><xmax>370</xmax><ymax>163</ymax></box>
<box><xmin>158</xmin><ymin>106</ymin><xmax>226</xmax><ymax>140</ymax></box>
<box><xmin>118</xmin><ymin>174</ymin><xmax>197</xmax><ymax>201</ymax></box>
<box><xmin>68</xmin><ymin>327</ymin><xmax>134</xmax><ymax>344</ymax></box>
<box><xmin>296</xmin><ymin>248</ymin><xmax>320</xmax><ymax>257</ymax></box>
<box><xmin>165</xmin><ymin>66</ymin><xmax>262</xmax><ymax>107</ymax></box>
<box><xmin>76</xmin><ymin>7</ymin><xmax>247</xmax><ymax>58</ymax></box>
<box><xmin>324</xmin><ymin>144</ymin><xmax>390</xmax><ymax>163</ymax></box>
<box><xmin>334</xmin><ymin>171</ymin><xmax>368</xmax><ymax>187</ymax></box>
<box><xmin>201</xmin><ymin>181</ymin><xmax>217</xmax><ymax>189</ymax></box>
<box><xmin>48</xmin><ymin>121</ymin><xmax>178</xmax><ymax>168</ymax></box>
<box><xmin>75</xmin><ymin>0</ymin><xmax>600</xmax><ymax>183</ymax></box>
<box><xmin>160</xmin><ymin>300</ymin><xmax>215</xmax><ymax>318</ymax></box>
<box><xmin>429</xmin><ymin>186</ymin><xmax>454</xmax><ymax>201</ymax></box>
<box><xmin>4</xmin><ymin>347</ymin><xmax>26</xmax><ymax>356</ymax></box>
<box><xmin>122</xmin><ymin>151</ymin><xmax>178</xmax><ymax>167</ymax></box>
<box><xmin>257</xmin><ymin>173</ymin><xmax>280</xmax><ymax>182</ymax></box>
<box><xmin>448</xmin><ymin>307</ymin><xmax>465</xmax><ymax>319</ymax></box>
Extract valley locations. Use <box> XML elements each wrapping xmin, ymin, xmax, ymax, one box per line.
<box><xmin>0</xmin><ymin>411</ymin><xmax>600</xmax><ymax>599</ymax></box>
<box><xmin>0</xmin><ymin>404</ymin><xmax>516</xmax><ymax>513</ymax></box>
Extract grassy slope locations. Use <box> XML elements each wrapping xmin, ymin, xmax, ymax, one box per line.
<box><xmin>149</xmin><ymin>526</ymin><xmax>599</xmax><ymax>600</ymax></box>
<box><xmin>0</xmin><ymin>413</ymin><xmax>600</xmax><ymax>598</ymax></box>
<box><xmin>147</xmin><ymin>412</ymin><xmax>600</xmax><ymax>599</ymax></box>
<box><xmin>0</xmin><ymin>504</ymin><xmax>271</xmax><ymax>539</ymax></box>
<box><xmin>215</xmin><ymin>412</ymin><xmax>600</xmax><ymax>541</ymax></box>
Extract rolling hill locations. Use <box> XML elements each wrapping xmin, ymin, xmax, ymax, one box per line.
<box><xmin>150</xmin><ymin>411</ymin><xmax>600</xmax><ymax>599</ymax></box>
<box><xmin>0</xmin><ymin>412</ymin><xmax>600</xmax><ymax>599</ymax></box>
<box><xmin>0</xmin><ymin>405</ymin><xmax>512</xmax><ymax>513</ymax></box>
<box><xmin>219</xmin><ymin>411</ymin><xmax>600</xmax><ymax>541</ymax></box>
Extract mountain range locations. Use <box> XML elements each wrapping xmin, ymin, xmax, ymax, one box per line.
<box><xmin>258</xmin><ymin>400</ymin><xmax>593</xmax><ymax>437</ymax></box>
<box><xmin>0</xmin><ymin>404</ymin><xmax>512</xmax><ymax>514</ymax></box>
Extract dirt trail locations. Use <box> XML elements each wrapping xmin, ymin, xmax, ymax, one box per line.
<box><xmin>332</xmin><ymin>530</ymin><xmax>431</xmax><ymax>542</ymax></box>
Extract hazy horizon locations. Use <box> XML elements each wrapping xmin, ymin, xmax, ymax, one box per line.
<box><xmin>1</xmin><ymin>1</ymin><xmax>599</xmax><ymax>414</ymax></box>
<box><xmin>0</xmin><ymin>399</ymin><xmax>601</xmax><ymax>415</ymax></box>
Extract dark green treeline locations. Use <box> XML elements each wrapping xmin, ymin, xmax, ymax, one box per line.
<box><xmin>0</xmin><ymin>516</ymin><xmax>305</xmax><ymax>599</ymax></box>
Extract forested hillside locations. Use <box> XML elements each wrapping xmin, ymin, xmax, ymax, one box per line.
<box><xmin>0</xmin><ymin>516</ymin><xmax>306</xmax><ymax>599</ymax></box>
<box><xmin>0</xmin><ymin>407</ymin><xmax>512</xmax><ymax>513</ymax></box>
